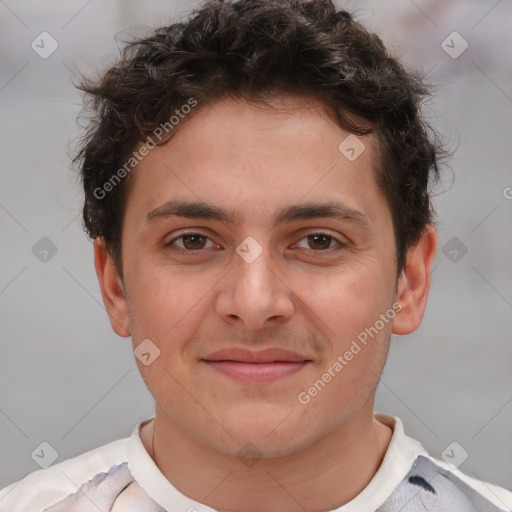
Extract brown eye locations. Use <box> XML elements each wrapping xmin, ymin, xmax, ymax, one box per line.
<box><xmin>294</xmin><ymin>232</ymin><xmax>346</xmax><ymax>253</ymax></box>
<box><xmin>307</xmin><ymin>234</ymin><xmax>333</xmax><ymax>250</ymax></box>
<box><xmin>180</xmin><ymin>234</ymin><xmax>207</xmax><ymax>250</ymax></box>
<box><xmin>166</xmin><ymin>233</ymin><xmax>217</xmax><ymax>251</ymax></box>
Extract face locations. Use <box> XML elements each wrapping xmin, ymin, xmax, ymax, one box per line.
<box><xmin>97</xmin><ymin>95</ymin><xmax>433</xmax><ymax>458</ymax></box>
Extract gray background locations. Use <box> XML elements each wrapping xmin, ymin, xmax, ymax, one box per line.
<box><xmin>1</xmin><ymin>0</ymin><xmax>511</xmax><ymax>493</ymax></box>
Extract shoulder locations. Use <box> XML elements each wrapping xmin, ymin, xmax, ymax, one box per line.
<box><xmin>382</xmin><ymin>453</ymin><xmax>512</xmax><ymax>511</ymax></box>
<box><xmin>0</xmin><ymin>437</ymin><xmax>130</xmax><ymax>512</ymax></box>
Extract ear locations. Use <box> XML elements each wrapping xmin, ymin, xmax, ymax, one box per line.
<box><xmin>94</xmin><ymin>237</ymin><xmax>131</xmax><ymax>337</ymax></box>
<box><xmin>392</xmin><ymin>225</ymin><xmax>437</xmax><ymax>335</ymax></box>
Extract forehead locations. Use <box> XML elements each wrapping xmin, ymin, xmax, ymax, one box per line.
<box><xmin>125</xmin><ymin>95</ymin><xmax>389</xmax><ymax>231</ymax></box>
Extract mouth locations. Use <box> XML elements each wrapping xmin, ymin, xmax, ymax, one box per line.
<box><xmin>201</xmin><ymin>348</ymin><xmax>312</xmax><ymax>383</ymax></box>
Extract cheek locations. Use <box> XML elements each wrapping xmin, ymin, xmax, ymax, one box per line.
<box><xmin>126</xmin><ymin>265</ymin><xmax>223</xmax><ymax>406</ymax></box>
<box><xmin>291</xmin><ymin>263</ymin><xmax>388</xmax><ymax>345</ymax></box>
<box><xmin>125</xmin><ymin>258</ymin><xmax>216</xmax><ymax>342</ymax></box>
<box><xmin>291</xmin><ymin>264</ymin><xmax>392</xmax><ymax>391</ymax></box>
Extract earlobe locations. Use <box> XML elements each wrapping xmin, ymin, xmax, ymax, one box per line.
<box><xmin>392</xmin><ymin>225</ymin><xmax>437</xmax><ymax>336</ymax></box>
<box><xmin>94</xmin><ymin>237</ymin><xmax>131</xmax><ymax>337</ymax></box>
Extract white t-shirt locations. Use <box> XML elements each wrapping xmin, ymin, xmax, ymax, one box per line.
<box><xmin>1</xmin><ymin>413</ymin><xmax>511</xmax><ymax>511</ymax></box>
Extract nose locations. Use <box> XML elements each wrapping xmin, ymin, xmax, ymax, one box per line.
<box><xmin>214</xmin><ymin>240</ymin><xmax>295</xmax><ymax>331</ymax></box>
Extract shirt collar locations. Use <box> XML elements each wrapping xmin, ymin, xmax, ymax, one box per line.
<box><xmin>127</xmin><ymin>412</ymin><xmax>427</xmax><ymax>512</ymax></box>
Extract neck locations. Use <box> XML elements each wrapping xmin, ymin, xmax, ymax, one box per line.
<box><xmin>141</xmin><ymin>405</ymin><xmax>393</xmax><ymax>512</ymax></box>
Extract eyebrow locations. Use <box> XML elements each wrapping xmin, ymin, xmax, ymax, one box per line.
<box><xmin>146</xmin><ymin>200</ymin><xmax>372</xmax><ymax>230</ymax></box>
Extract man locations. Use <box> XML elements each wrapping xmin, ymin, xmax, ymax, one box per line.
<box><xmin>1</xmin><ymin>0</ymin><xmax>511</xmax><ymax>510</ymax></box>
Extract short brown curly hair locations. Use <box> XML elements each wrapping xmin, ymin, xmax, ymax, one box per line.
<box><xmin>75</xmin><ymin>0</ymin><xmax>446</xmax><ymax>280</ymax></box>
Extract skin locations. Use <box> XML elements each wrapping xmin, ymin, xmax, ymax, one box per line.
<box><xmin>95</xmin><ymin>95</ymin><xmax>437</xmax><ymax>512</ymax></box>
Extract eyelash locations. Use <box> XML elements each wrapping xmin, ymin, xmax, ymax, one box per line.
<box><xmin>164</xmin><ymin>231</ymin><xmax>347</xmax><ymax>255</ymax></box>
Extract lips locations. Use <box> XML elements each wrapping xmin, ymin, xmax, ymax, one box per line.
<box><xmin>203</xmin><ymin>347</ymin><xmax>311</xmax><ymax>363</ymax></box>
<box><xmin>202</xmin><ymin>348</ymin><xmax>312</xmax><ymax>382</ymax></box>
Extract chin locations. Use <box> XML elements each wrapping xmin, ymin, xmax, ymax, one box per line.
<box><xmin>209</xmin><ymin>430</ymin><xmax>307</xmax><ymax>461</ymax></box>
<box><xmin>209</xmin><ymin>413</ymin><xmax>315</xmax><ymax>458</ymax></box>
